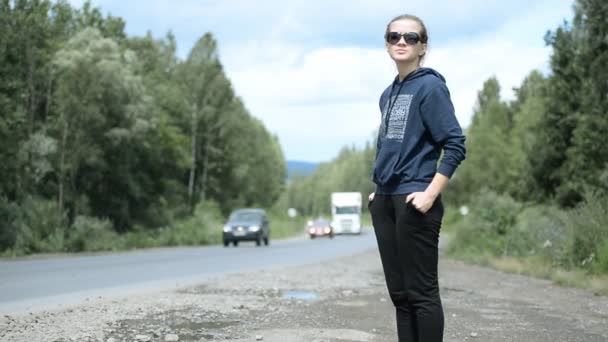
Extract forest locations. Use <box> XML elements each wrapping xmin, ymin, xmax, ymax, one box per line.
<box><xmin>0</xmin><ymin>0</ymin><xmax>288</xmax><ymax>254</ymax></box>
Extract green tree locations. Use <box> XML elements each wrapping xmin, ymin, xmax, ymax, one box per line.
<box><xmin>0</xmin><ymin>0</ymin><xmax>73</xmax><ymax>200</ymax></box>
<box><xmin>452</xmin><ymin>77</ymin><xmax>513</xmax><ymax>202</ymax></box>
<box><xmin>51</xmin><ymin>27</ymin><xmax>147</xmax><ymax>228</ymax></box>
<box><xmin>508</xmin><ymin>70</ymin><xmax>548</xmax><ymax>201</ymax></box>
<box><xmin>531</xmin><ymin>25</ymin><xmax>581</xmax><ymax>205</ymax></box>
<box><xmin>72</xmin><ymin>0</ymin><xmax>126</xmax><ymax>41</ymax></box>
<box><xmin>125</xmin><ymin>32</ymin><xmax>191</xmax><ymax>226</ymax></box>
<box><xmin>175</xmin><ymin>33</ymin><xmax>286</xmax><ymax>214</ymax></box>
<box><xmin>561</xmin><ymin>0</ymin><xmax>608</xmax><ymax>201</ymax></box>
<box><xmin>176</xmin><ymin>33</ymin><xmax>232</xmax><ymax>212</ymax></box>
<box><xmin>531</xmin><ymin>0</ymin><xmax>608</xmax><ymax>205</ymax></box>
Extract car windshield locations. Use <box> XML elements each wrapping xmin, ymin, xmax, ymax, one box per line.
<box><xmin>229</xmin><ymin>211</ymin><xmax>262</xmax><ymax>222</ymax></box>
<box><xmin>335</xmin><ymin>206</ymin><xmax>359</xmax><ymax>214</ymax></box>
<box><xmin>312</xmin><ymin>219</ymin><xmax>330</xmax><ymax>226</ymax></box>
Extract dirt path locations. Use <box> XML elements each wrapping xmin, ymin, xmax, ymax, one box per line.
<box><xmin>2</xmin><ymin>248</ymin><xmax>607</xmax><ymax>342</ymax></box>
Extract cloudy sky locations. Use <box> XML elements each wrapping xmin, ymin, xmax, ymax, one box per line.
<box><xmin>69</xmin><ymin>0</ymin><xmax>575</xmax><ymax>162</ymax></box>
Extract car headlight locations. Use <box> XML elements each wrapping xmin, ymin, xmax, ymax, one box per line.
<box><xmin>223</xmin><ymin>225</ymin><xmax>232</xmax><ymax>232</ymax></box>
<box><xmin>249</xmin><ymin>225</ymin><xmax>260</xmax><ymax>232</ymax></box>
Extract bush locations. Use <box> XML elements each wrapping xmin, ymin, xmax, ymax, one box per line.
<box><xmin>0</xmin><ymin>196</ymin><xmax>21</xmax><ymax>252</ymax></box>
<box><xmin>156</xmin><ymin>200</ymin><xmax>224</xmax><ymax>246</ymax></box>
<box><xmin>120</xmin><ymin>228</ymin><xmax>159</xmax><ymax>250</ymax></box>
<box><xmin>67</xmin><ymin>216</ymin><xmax>118</xmax><ymax>252</ymax></box>
<box><xmin>448</xmin><ymin>190</ymin><xmax>575</xmax><ymax>263</ymax></box>
<box><xmin>447</xmin><ymin>189</ymin><xmax>522</xmax><ymax>258</ymax></box>
<box><xmin>514</xmin><ymin>205</ymin><xmax>570</xmax><ymax>266</ymax></box>
<box><xmin>559</xmin><ymin>191</ymin><xmax>608</xmax><ymax>272</ymax></box>
<box><xmin>595</xmin><ymin>239</ymin><xmax>608</xmax><ymax>274</ymax></box>
<box><xmin>13</xmin><ymin>196</ymin><xmax>67</xmax><ymax>254</ymax></box>
<box><xmin>448</xmin><ymin>189</ymin><xmax>608</xmax><ymax>276</ymax></box>
<box><xmin>442</xmin><ymin>205</ymin><xmax>464</xmax><ymax>232</ymax></box>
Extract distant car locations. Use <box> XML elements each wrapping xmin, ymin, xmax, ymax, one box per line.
<box><xmin>307</xmin><ymin>218</ymin><xmax>334</xmax><ymax>239</ymax></box>
<box><xmin>223</xmin><ymin>209</ymin><xmax>270</xmax><ymax>247</ymax></box>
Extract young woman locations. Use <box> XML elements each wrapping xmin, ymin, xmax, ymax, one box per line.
<box><xmin>368</xmin><ymin>14</ymin><xmax>466</xmax><ymax>342</ymax></box>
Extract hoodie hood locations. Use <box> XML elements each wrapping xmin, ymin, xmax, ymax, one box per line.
<box><xmin>393</xmin><ymin>67</ymin><xmax>446</xmax><ymax>84</ymax></box>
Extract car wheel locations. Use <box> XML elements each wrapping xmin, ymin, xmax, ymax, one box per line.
<box><xmin>329</xmin><ymin>234</ymin><xmax>334</xmax><ymax>239</ymax></box>
<box><xmin>255</xmin><ymin>235</ymin><xmax>262</xmax><ymax>246</ymax></box>
<box><xmin>223</xmin><ymin>240</ymin><xmax>229</xmax><ymax>247</ymax></box>
<box><xmin>232</xmin><ymin>240</ymin><xmax>239</xmax><ymax>247</ymax></box>
<box><xmin>310</xmin><ymin>235</ymin><xmax>315</xmax><ymax>239</ymax></box>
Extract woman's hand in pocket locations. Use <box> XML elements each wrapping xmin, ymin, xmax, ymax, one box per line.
<box><xmin>405</xmin><ymin>191</ymin><xmax>436</xmax><ymax>213</ymax></box>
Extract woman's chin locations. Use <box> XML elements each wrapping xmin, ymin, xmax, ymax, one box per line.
<box><xmin>391</xmin><ymin>55</ymin><xmax>415</xmax><ymax>64</ymax></box>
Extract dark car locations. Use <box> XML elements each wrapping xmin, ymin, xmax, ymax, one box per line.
<box><xmin>223</xmin><ymin>209</ymin><xmax>270</xmax><ymax>247</ymax></box>
<box><xmin>307</xmin><ymin>218</ymin><xmax>334</xmax><ymax>239</ymax></box>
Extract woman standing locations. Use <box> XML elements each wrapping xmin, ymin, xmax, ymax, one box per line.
<box><xmin>368</xmin><ymin>14</ymin><xmax>466</xmax><ymax>342</ymax></box>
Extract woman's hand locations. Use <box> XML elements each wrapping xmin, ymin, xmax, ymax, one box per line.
<box><xmin>405</xmin><ymin>191</ymin><xmax>436</xmax><ymax>213</ymax></box>
<box><xmin>368</xmin><ymin>192</ymin><xmax>375</xmax><ymax>202</ymax></box>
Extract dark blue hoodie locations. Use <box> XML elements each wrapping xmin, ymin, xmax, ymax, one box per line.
<box><xmin>373</xmin><ymin>67</ymin><xmax>466</xmax><ymax>195</ymax></box>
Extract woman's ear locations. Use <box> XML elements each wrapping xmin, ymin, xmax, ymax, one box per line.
<box><xmin>419</xmin><ymin>43</ymin><xmax>427</xmax><ymax>56</ymax></box>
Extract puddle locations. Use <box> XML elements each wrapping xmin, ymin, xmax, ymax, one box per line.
<box><xmin>281</xmin><ymin>290</ymin><xmax>319</xmax><ymax>301</ymax></box>
<box><xmin>173</xmin><ymin>320</ymin><xmax>241</xmax><ymax>330</ymax></box>
<box><xmin>335</xmin><ymin>300</ymin><xmax>368</xmax><ymax>307</ymax></box>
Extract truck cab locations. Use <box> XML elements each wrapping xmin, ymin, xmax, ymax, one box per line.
<box><xmin>331</xmin><ymin>192</ymin><xmax>362</xmax><ymax>234</ymax></box>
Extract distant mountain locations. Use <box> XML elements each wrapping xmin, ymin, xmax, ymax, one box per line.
<box><xmin>286</xmin><ymin>160</ymin><xmax>318</xmax><ymax>180</ymax></box>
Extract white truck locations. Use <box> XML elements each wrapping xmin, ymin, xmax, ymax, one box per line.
<box><xmin>330</xmin><ymin>192</ymin><xmax>362</xmax><ymax>235</ymax></box>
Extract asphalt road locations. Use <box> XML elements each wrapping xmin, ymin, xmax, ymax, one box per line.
<box><xmin>0</xmin><ymin>230</ymin><xmax>377</xmax><ymax>315</ymax></box>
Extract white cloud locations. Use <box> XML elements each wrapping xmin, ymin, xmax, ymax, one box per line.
<box><xmin>223</xmin><ymin>46</ymin><xmax>393</xmax><ymax>161</ymax></box>
<box><xmin>65</xmin><ymin>0</ymin><xmax>575</xmax><ymax>162</ymax></box>
<box><xmin>222</xmin><ymin>1</ymin><xmax>572</xmax><ymax>161</ymax></box>
<box><xmin>426</xmin><ymin>41</ymin><xmax>551</xmax><ymax>127</ymax></box>
<box><xmin>225</xmin><ymin>41</ymin><xmax>549</xmax><ymax>161</ymax></box>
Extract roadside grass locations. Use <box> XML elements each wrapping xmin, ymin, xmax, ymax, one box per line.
<box><xmin>589</xmin><ymin>277</ymin><xmax>608</xmax><ymax>296</ymax></box>
<box><xmin>361</xmin><ymin>211</ymin><xmax>373</xmax><ymax>228</ymax></box>
<box><xmin>443</xmin><ymin>247</ymin><xmax>608</xmax><ymax>297</ymax></box>
<box><xmin>1</xmin><ymin>202</ymin><xmax>308</xmax><ymax>258</ymax></box>
<box><xmin>490</xmin><ymin>256</ymin><xmax>526</xmax><ymax>275</ymax></box>
<box><xmin>487</xmin><ymin>255</ymin><xmax>608</xmax><ymax>296</ymax></box>
<box><xmin>266</xmin><ymin>209</ymin><xmax>307</xmax><ymax>239</ymax></box>
<box><xmin>444</xmin><ymin>190</ymin><xmax>608</xmax><ymax>296</ymax></box>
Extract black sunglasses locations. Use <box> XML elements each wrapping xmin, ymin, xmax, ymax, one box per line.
<box><xmin>385</xmin><ymin>32</ymin><xmax>420</xmax><ymax>45</ymax></box>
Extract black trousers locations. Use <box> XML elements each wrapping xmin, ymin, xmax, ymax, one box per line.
<box><xmin>369</xmin><ymin>194</ymin><xmax>444</xmax><ymax>342</ymax></box>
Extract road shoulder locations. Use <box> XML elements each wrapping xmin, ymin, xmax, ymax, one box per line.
<box><xmin>2</xmin><ymin>248</ymin><xmax>607</xmax><ymax>342</ymax></box>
